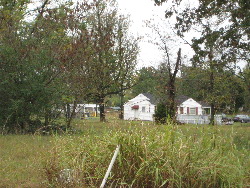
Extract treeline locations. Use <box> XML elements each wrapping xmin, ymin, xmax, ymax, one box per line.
<box><xmin>131</xmin><ymin>64</ymin><xmax>250</xmax><ymax>114</ymax></box>
<box><xmin>0</xmin><ymin>0</ymin><xmax>139</xmax><ymax>133</ymax></box>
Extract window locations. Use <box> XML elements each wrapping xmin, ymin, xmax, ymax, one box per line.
<box><xmin>180</xmin><ymin>107</ymin><xmax>184</xmax><ymax>114</ymax></box>
<box><xmin>189</xmin><ymin>108</ymin><xmax>196</xmax><ymax>115</ymax></box>
<box><xmin>203</xmin><ymin>108</ymin><xmax>210</xmax><ymax>115</ymax></box>
<box><xmin>142</xmin><ymin>106</ymin><xmax>145</xmax><ymax>112</ymax></box>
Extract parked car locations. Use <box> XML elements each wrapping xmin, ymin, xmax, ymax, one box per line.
<box><xmin>233</xmin><ymin>115</ymin><xmax>250</xmax><ymax>123</ymax></box>
<box><xmin>221</xmin><ymin>114</ymin><xmax>233</xmax><ymax>125</ymax></box>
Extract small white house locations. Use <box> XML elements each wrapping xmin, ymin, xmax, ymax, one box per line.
<box><xmin>176</xmin><ymin>96</ymin><xmax>211</xmax><ymax>116</ymax></box>
<box><xmin>124</xmin><ymin>93</ymin><xmax>156</xmax><ymax>121</ymax></box>
<box><xmin>176</xmin><ymin>96</ymin><xmax>217</xmax><ymax>124</ymax></box>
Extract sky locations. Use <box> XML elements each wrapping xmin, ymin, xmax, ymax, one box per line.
<box><xmin>117</xmin><ymin>0</ymin><xmax>195</xmax><ymax>68</ymax></box>
<box><xmin>117</xmin><ymin>0</ymin><xmax>247</xmax><ymax>70</ymax></box>
<box><xmin>27</xmin><ymin>0</ymin><xmax>195</xmax><ymax>68</ymax></box>
<box><xmin>118</xmin><ymin>0</ymin><xmax>170</xmax><ymax>68</ymax></box>
<box><xmin>27</xmin><ymin>0</ymin><xmax>246</xmax><ymax>70</ymax></box>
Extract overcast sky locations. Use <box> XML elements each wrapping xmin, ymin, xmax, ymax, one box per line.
<box><xmin>117</xmin><ymin>0</ymin><xmax>195</xmax><ymax>68</ymax></box>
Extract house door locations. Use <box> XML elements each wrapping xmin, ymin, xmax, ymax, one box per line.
<box><xmin>134</xmin><ymin>109</ymin><xmax>139</xmax><ymax>119</ymax></box>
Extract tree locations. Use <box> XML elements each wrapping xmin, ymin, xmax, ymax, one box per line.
<box><xmin>0</xmin><ymin>0</ymin><xmax>75</xmax><ymax>133</ymax></box>
<box><xmin>77</xmin><ymin>0</ymin><xmax>139</xmax><ymax>122</ymax></box>
<box><xmin>0</xmin><ymin>0</ymin><xmax>138</xmax><ymax>133</ymax></box>
<box><xmin>132</xmin><ymin>67</ymin><xmax>158</xmax><ymax>96</ymax></box>
<box><xmin>155</xmin><ymin>0</ymin><xmax>250</xmax><ymax>124</ymax></box>
<box><xmin>146</xmin><ymin>20</ymin><xmax>182</xmax><ymax>121</ymax></box>
<box><xmin>115</xmin><ymin>15</ymin><xmax>139</xmax><ymax>120</ymax></box>
<box><xmin>154</xmin><ymin>103</ymin><xmax>167</xmax><ymax>124</ymax></box>
<box><xmin>241</xmin><ymin>63</ymin><xmax>250</xmax><ymax>112</ymax></box>
<box><xmin>178</xmin><ymin>65</ymin><xmax>245</xmax><ymax>113</ymax></box>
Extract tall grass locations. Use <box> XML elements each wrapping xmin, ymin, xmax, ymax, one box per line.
<box><xmin>44</xmin><ymin>124</ymin><xmax>250</xmax><ymax>187</ymax></box>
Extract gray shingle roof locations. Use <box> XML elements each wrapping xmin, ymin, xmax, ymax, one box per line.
<box><xmin>142</xmin><ymin>93</ymin><xmax>157</xmax><ymax>105</ymax></box>
<box><xmin>175</xmin><ymin>95</ymin><xmax>190</xmax><ymax>105</ymax></box>
<box><xmin>176</xmin><ymin>95</ymin><xmax>211</xmax><ymax>107</ymax></box>
<box><xmin>198</xmin><ymin>101</ymin><xmax>210</xmax><ymax>107</ymax></box>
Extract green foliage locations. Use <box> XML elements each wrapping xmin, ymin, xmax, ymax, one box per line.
<box><xmin>241</xmin><ymin>64</ymin><xmax>250</xmax><ymax>112</ymax></box>
<box><xmin>0</xmin><ymin>0</ymin><xmax>73</xmax><ymax>133</ymax></box>
<box><xmin>154</xmin><ymin>103</ymin><xmax>167</xmax><ymax>124</ymax></box>
<box><xmin>178</xmin><ymin>66</ymin><xmax>245</xmax><ymax>113</ymax></box>
<box><xmin>155</xmin><ymin>0</ymin><xmax>250</xmax><ymax>120</ymax></box>
<box><xmin>0</xmin><ymin>0</ymin><xmax>139</xmax><ymax>131</ymax></box>
<box><xmin>57</xmin><ymin>0</ymin><xmax>139</xmax><ymax>122</ymax></box>
<box><xmin>132</xmin><ymin>67</ymin><xmax>158</xmax><ymax>96</ymax></box>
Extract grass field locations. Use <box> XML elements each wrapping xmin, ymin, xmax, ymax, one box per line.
<box><xmin>0</xmin><ymin>115</ymin><xmax>250</xmax><ymax>187</ymax></box>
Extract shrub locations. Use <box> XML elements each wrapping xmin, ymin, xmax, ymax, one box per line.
<box><xmin>154</xmin><ymin>103</ymin><xmax>167</xmax><ymax>124</ymax></box>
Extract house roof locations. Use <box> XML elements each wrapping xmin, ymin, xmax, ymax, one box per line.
<box><xmin>176</xmin><ymin>95</ymin><xmax>211</xmax><ymax>107</ymax></box>
<box><xmin>175</xmin><ymin>95</ymin><xmax>190</xmax><ymax>105</ymax></box>
<box><xmin>198</xmin><ymin>101</ymin><xmax>210</xmax><ymax>108</ymax></box>
<box><xmin>142</xmin><ymin>93</ymin><xmax>157</xmax><ymax>105</ymax></box>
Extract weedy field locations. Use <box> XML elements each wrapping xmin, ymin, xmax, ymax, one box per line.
<box><xmin>0</xmin><ymin>116</ymin><xmax>249</xmax><ymax>188</ymax></box>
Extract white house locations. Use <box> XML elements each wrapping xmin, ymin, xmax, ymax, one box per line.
<box><xmin>124</xmin><ymin>93</ymin><xmax>156</xmax><ymax>121</ymax></box>
<box><xmin>176</xmin><ymin>96</ymin><xmax>211</xmax><ymax>116</ymax></box>
<box><xmin>175</xmin><ymin>96</ymin><xmax>220</xmax><ymax>124</ymax></box>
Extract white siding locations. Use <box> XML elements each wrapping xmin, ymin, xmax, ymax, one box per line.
<box><xmin>177</xmin><ymin>98</ymin><xmax>202</xmax><ymax>115</ymax></box>
<box><xmin>124</xmin><ymin>94</ymin><xmax>155</xmax><ymax>121</ymax></box>
<box><xmin>177</xmin><ymin>114</ymin><xmax>222</xmax><ymax>125</ymax></box>
<box><xmin>176</xmin><ymin>98</ymin><xmax>213</xmax><ymax>125</ymax></box>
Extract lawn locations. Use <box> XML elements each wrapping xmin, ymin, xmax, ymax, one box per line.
<box><xmin>0</xmin><ymin>116</ymin><xmax>249</xmax><ymax>187</ymax></box>
<box><xmin>0</xmin><ymin>135</ymin><xmax>52</xmax><ymax>187</ymax></box>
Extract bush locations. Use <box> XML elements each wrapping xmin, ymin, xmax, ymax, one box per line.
<box><xmin>154</xmin><ymin>103</ymin><xmax>167</xmax><ymax>124</ymax></box>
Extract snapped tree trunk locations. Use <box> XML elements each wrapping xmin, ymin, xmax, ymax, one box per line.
<box><xmin>165</xmin><ymin>48</ymin><xmax>181</xmax><ymax>122</ymax></box>
<box><xmin>166</xmin><ymin>80</ymin><xmax>176</xmax><ymax>121</ymax></box>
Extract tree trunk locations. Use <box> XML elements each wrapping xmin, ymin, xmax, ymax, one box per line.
<box><xmin>209</xmin><ymin>70</ymin><xmax>215</xmax><ymax>125</ymax></box>
<box><xmin>209</xmin><ymin>48</ymin><xmax>215</xmax><ymax>125</ymax></box>
<box><xmin>99</xmin><ymin>97</ymin><xmax>106</xmax><ymax>122</ymax></box>
<box><xmin>165</xmin><ymin>48</ymin><xmax>181</xmax><ymax>123</ymax></box>
<box><xmin>167</xmin><ymin>80</ymin><xmax>176</xmax><ymax>121</ymax></box>
<box><xmin>210</xmin><ymin>103</ymin><xmax>215</xmax><ymax>125</ymax></box>
<box><xmin>66</xmin><ymin>101</ymin><xmax>77</xmax><ymax>128</ymax></box>
<box><xmin>44</xmin><ymin>108</ymin><xmax>50</xmax><ymax>127</ymax></box>
<box><xmin>208</xmin><ymin>47</ymin><xmax>215</xmax><ymax>125</ymax></box>
<box><xmin>66</xmin><ymin>104</ymin><xmax>70</xmax><ymax>119</ymax></box>
<box><xmin>95</xmin><ymin>104</ymin><xmax>98</xmax><ymax>117</ymax></box>
<box><xmin>119</xmin><ymin>92</ymin><xmax>124</xmax><ymax>119</ymax></box>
